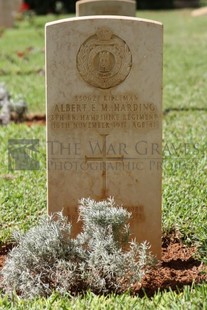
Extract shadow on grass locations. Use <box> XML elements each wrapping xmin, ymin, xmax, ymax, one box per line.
<box><xmin>163</xmin><ymin>107</ymin><xmax>207</xmax><ymax>115</ymax></box>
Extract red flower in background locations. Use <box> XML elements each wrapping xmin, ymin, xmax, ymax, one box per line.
<box><xmin>20</xmin><ymin>2</ymin><xmax>30</xmax><ymax>12</ymax></box>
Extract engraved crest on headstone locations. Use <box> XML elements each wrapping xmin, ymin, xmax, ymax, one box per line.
<box><xmin>77</xmin><ymin>27</ymin><xmax>132</xmax><ymax>89</ymax></box>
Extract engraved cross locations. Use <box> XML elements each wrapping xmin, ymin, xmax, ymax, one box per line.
<box><xmin>85</xmin><ymin>134</ymin><xmax>124</xmax><ymax>198</ymax></box>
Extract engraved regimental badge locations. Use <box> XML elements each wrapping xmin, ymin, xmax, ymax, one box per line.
<box><xmin>77</xmin><ymin>27</ymin><xmax>132</xmax><ymax>89</ymax></box>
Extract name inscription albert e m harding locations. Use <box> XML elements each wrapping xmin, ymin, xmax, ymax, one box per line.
<box><xmin>48</xmin><ymin>94</ymin><xmax>161</xmax><ymax>130</ymax></box>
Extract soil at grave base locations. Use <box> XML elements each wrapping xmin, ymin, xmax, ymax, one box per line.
<box><xmin>0</xmin><ymin>238</ymin><xmax>206</xmax><ymax>297</ymax></box>
<box><xmin>11</xmin><ymin>113</ymin><xmax>46</xmax><ymax>126</ymax></box>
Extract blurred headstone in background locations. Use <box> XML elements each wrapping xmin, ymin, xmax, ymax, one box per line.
<box><xmin>76</xmin><ymin>0</ymin><xmax>136</xmax><ymax>17</ymax></box>
<box><xmin>0</xmin><ymin>0</ymin><xmax>22</xmax><ymax>28</ymax></box>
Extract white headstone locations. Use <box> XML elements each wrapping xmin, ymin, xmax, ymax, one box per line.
<box><xmin>46</xmin><ymin>16</ymin><xmax>163</xmax><ymax>258</ymax></box>
<box><xmin>0</xmin><ymin>0</ymin><xmax>22</xmax><ymax>28</ymax></box>
<box><xmin>76</xmin><ymin>0</ymin><xmax>136</xmax><ymax>17</ymax></box>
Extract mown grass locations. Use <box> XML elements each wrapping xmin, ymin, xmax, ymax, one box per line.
<box><xmin>139</xmin><ymin>10</ymin><xmax>207</xmax><ymax>111</ymax></box>
<box><xmin>0</xmin><ymin>14</ymin><xmax>72</xmax><ymax>113</ymax></box>
<box><xmin>0</xmin><ymin>125</ymin><xmax>46</xmax><ymax>243</ymax></box>
<box><xmin>0</xmin><ymin>285</ymin><xmax>207</xmax><ymax>309</ymax></box>
<box><xmin>0</xmin><ymin>9</ymin><xmax>206</xmax><ymax>308</ymax></box>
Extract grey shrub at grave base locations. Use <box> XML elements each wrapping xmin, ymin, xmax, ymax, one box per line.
<box><xmin>46</xmin><ymin>16</ymin><xmax>163</xmax><ymax>258</ymax></box>
<box><xmin>0</xmin><ymin>84</ymin><xmax>28</xmax><ymax>125</ymax></box>
<box><xmin>76</xmin><ymin>0</ymin><xmax>136</xmax><ymax>17</ymax></box>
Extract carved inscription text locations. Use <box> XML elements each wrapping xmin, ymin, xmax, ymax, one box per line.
<box><xmin>48</xmin><ymin>93</ymin><xmax>160</xmax><ymax>130</ymax></box>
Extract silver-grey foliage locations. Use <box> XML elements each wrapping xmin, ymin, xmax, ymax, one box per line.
<box><xmin>1</xmin><ymin>198</ymin><xmax>154</xmax><ymax>298</ymax></box>
<box><xmin>0</xmin><ymin>83</ymin><xmax>28</xmax><ymax>125</ymax></box>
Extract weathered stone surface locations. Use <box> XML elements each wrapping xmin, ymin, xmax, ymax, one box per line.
<box><xmin>76</xmin><ymin>0</ymin><xmax>136</xmax><ymax>17</ymax></box>
<box><xmin>0</xmin><ymin>0</ymin><xmax>13</xmax><ymax>28</ymax></box>
<box><xmin>46</xmin><ymin>16</ymin><xmax>163</xmax><ymax>257</ymax></box>
<box><xmin>0</xmin><ymin>0</ymin><xmax>22</xmax><ymax>28</ymax></box>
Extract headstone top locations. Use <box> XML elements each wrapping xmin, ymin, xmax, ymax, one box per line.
<box><xmin>46</xmin><ymin>15</ymin><xmax>162</xmax><ymax>27</ymax></box>
<box><xmin>76</xmin><ymin>0</ymin><xmax>136</xmax><ymax>17</ymax></box>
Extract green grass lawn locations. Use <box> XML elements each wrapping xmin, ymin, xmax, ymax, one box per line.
<box><xmin>0</xmin><ymin>9</ymin><xmax>207</xmax><ymax>308</ymax></box>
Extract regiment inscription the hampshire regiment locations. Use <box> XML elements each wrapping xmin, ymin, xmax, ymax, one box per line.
<box><xmin>46</xmin><ymin>16</ymin><xmax>163</xmax><ymax>257</ymax></box>
<box><xmin>48</xmin><ymin>95</ymin><xmax>159</xmax><ymax>130</ymax></box>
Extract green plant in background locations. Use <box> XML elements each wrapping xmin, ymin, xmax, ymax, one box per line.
<box><xmin>1</xmin><ymin>198</ymin><xmax>154</xmax><ymax>298</ymax></box>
